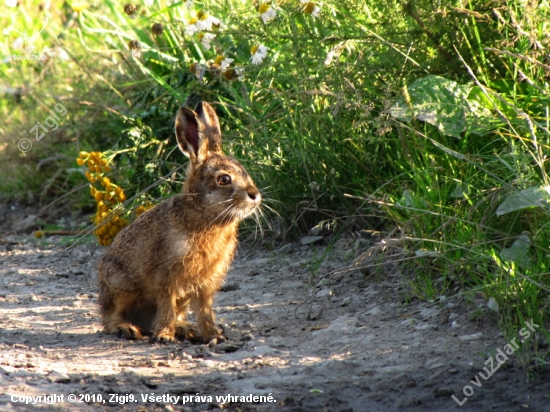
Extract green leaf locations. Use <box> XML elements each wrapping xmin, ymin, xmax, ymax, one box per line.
<box><xmin>500</xmin><ymin>234</ymin><xmax>532</xmax><ymax>268</ymax></box>
<box><xmin>396</xmin><ymin>189</ymin><xmax>428</xmax><ymax>209</ymax></box>
<box><xmin>389</xmin><ymin>75</ymin><xmax>498</xmax><ymax>137</ymax></box>
<box><xmin>496</xmin><ymin>186</ymin><xmax>550</xmax><ymax>216</ymax></box>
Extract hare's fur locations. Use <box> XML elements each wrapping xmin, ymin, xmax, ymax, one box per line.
<box><xmin>97</xmin><ymin>102</ymin><xmax>260</xmax><ymax>343</ymax></box>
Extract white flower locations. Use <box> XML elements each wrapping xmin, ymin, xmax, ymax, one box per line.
<box><xmin>196</xmin><ymin>15</ymin><xmax>220</xmax><ymax>31</ymax></box>
<box><xmin>220</xmin><ymin>57</ymin><xmax>233</xmax><ymax>71</ymax></box>
<box><xmin>259</xmin><ymin>3</ymin><xmax>276</xmax><ymax>24</ymax></box>
<box><xmin>235</xmin><ymin>66</ymin><xmax>244</xmax><ymax>80</ymax></box>
<box><xmin>250</xmin><ymin>44</ymin><xmax>269</xmax><ymax>65</ymax></box>
<box><xmin>183</xmin><ymin>0</ymin><xmax>193</xmax><ymax>9</ymax></box>
<box><xmin>311</xmin><ymin>5</ymin><xmax>320</xmax><ymax>18</ymax></box>
<box><xmin>5</xmin><ymin>0</ymin><xmax>18</xmax><ymax>7</ymax></box>
<box><xmin>199</xmin><ymin>32</ymin><xmax>216</xmax><ymax>49</ymax></box>
<box><xmin>185</xmin><ymin>22</ymin><xmax>198</xmax><ymax>36</ymax></box>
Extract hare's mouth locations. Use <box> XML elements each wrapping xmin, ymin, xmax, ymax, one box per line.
<box><xmin>210</xmin><ymin>197</ymin><xmax>260</xmax><ymax>224</ymax></box>
<box><xmin>232</xmin><ymin>200</ymin><xmax>260</xmax><ymax>220</ymax></box>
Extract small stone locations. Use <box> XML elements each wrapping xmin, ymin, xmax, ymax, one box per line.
<box><xmin>14</xmin><ymin>215</ymin><xmax>37</xmax><ymax>233</ymax></box>
<box><xmin>419</xmin><ymin>307</ymin><xmax>439</xmax><ymax>319</ymax></box>
<box><xmin>414</xmin><ymin>323</ymin><xmax>434</xmax><ymax>331</ymax></box>
<box><xmin>213</xmin><ymin>342</ymin><xmax>243</xmax><ymax>353</ymax></box>
<box><xmin>487</xmin><ymin>297</ymin><xmax>499</xmax><ymax>313</ymax></box>
<box><xmin>458</xmin><ymin>332</ymin><xmax>483</xmax><ymax>341</ymax></box>
<box><xmin>366</xmin><ymin>306</ymin><xmax>382</xmax><ymax>316</ymax></box>
<box><xmin>316</xmin><ymin>288</ymin><xmax>332</xmax><ymax>298</ymax></box>
<box><xmin>448</xmin><ymin>312</ymin><xmax>459</xmax><ymax>321</ymax></box>
<box><xmin>48</xmin><ymin>371</ymin><xmax>70</xmax><ymax>384</ymax></box>
<box><xmin>276</xmin><ymin>244</ymin><xmax>293</xmax><ymax>253</ymax></box>
<box><xmin>248</xmin><ymin>258</ymin><xmax>271</xmax><ymax>265</ymax></box>
<box><xmin>219</xmin><ymin>283</ymin><xmax>239</xmax><ymax>292</ymax></box>
<box><xmin>451</xmin><ymin>320</ymin><xmax>460</xmax><ymax>329</ymax></box>
<box><xmin>300</xmin><ymin>236</ymin><xmax>323</xmax><ymax>246</ymax></box>
<box><xmin>142</xmin><ymin>379</ymin><xmax>158</xmax><ymax>389</ymax></box>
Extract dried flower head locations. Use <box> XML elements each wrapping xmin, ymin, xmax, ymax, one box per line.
<box><xmin>128</xmin><ymin>40</ymin><xmax>141</xmax><ymax>58</ymax></box>
<box><xmin>151</xmin><ymin>23</ymin><xmax>164</xmax><ymax>35</ymax></box>
<box><xmin>210</xmin><ymin>63</ymin><xmax>221</xmax><ymax>77</ymax></box>
<box><xmin>128</xmin><ymin>40</ymin><xmax>141</xmax><ymax>50</ymax></box>
<box><xmin>123</xmin><ymin>4</ymin><xmax>138</xmax><ymax>18</ymax></box>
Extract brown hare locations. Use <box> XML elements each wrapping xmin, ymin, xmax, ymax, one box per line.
<box><xmin>97</xmin><ymin>101</ymin><xmax>261</xmax><ymax>343</ymax></box>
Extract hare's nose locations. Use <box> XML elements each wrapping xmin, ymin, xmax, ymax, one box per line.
<box><xmin>247</xmin><ymin>187</ymin><xmax>261</xmax><ymax>202</ymax></box>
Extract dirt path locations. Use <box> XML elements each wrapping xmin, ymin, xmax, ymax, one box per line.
<box><xmin>0</xmin><ymin>235</ymin><xmax>549</xmax><ymax>411</ymax></box>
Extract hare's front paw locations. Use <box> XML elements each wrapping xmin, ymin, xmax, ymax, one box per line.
<box><xmin>150</xmin><ymin>327</ymin><xmax>177</xmax><ymax>344</ymax></box>
<box><xmin>175</xmin><ymin>321</ymin><xmax>200</xmax><ymax>342</ymax></box>
<box><xmin>117</xmin><ymin>324</ymin><xmax>142</xmax><ymax>340</ymax></box>
<box><xmin>200</xmin><ymin>326</ymin><xmax>227</xmax><ymax>344</ymax></box>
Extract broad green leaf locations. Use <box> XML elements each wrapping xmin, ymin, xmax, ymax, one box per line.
<box><xmin>396</xmin><ymin>189</ymin><xmax>428</xmax><ymax>209</ymax></box>
<box><xmin>450</xmin><ymin>183</ymin><xmax>468</xmax><ymax>198</ymax></box>
<box><xmin>500</xmin><ymin>234</ymin><xmax>532</xmax><ymax>268</ymax></box>
<box><xmin>496</xmin><ymin>186</ymin><xmax>550</xmax><ymax>216</ymax></box>
<box><xmin>389</xmin><ymin>75</ymin><xmax>498</xmax><ymax>137</ymax></box>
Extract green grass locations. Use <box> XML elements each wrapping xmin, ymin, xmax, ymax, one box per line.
<box><xmin>1</xmin><ymin>0</ymin><xmax>549</xmax><ymax>370</ymax></box>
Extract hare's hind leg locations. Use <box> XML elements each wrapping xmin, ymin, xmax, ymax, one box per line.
<box><xmin>101</xmin><ymin>291</ymin><xmax>143</xmax><ymax>340</ymax></box>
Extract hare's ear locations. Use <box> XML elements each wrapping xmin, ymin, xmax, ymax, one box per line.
<box><xmin>195</xmin><ymin>101</ymin><xmax>222</xmax><ymax>154</ymax></box>
<box><xmin>175</xmin><ymin>106</ymin><xmax>202</xmax><ymax>162</ymax></box>
<box><xmin>175</xmin><ymin>102</ymin><xmax>222</xmax><ymax>164</ymax></box>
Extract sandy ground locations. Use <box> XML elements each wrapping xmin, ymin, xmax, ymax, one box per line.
<box><xmin>0</xmin><ymin>231</ymin><xmax>549</xmax><ymax>411</ymax></box>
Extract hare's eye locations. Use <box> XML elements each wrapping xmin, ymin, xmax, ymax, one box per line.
<box><xmin>217</xmin><ymin>174</ymin><xmax>232</xmax><ymax>186</ymax></box>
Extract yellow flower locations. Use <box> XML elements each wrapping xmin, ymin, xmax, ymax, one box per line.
<box><xmin>71</xmin><ymin>1</ymin><xmax>90</xmax><ymax>12</ymax></box>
